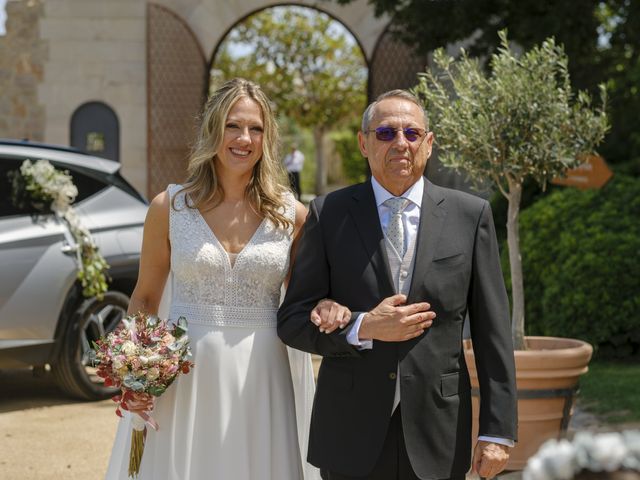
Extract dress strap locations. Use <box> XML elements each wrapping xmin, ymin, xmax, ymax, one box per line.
<box><xmin>167</xmin><ymin>184</ymin><xmax>187</xmax><ymax>210</ymax></box>
<box><xmin>284</xmin><ymin>190</ymin><xmax>297</xmax><ymax>228</ymax></box>
<box><xmin>167</xmin><ymin>184</ymin><xmax>194</xmax><ymax>248</ymax></box>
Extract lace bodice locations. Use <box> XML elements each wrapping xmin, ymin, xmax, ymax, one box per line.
<box><xmin>167</xmin><ymin>184</ymin><xmax>295</xmax><ymax>323</ymax></box>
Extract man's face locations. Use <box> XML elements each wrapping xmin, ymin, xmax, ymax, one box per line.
<box><xmin>358</xmin><ymin>97</ymin><xmax>434</xmax><ymax>195</ymax></box>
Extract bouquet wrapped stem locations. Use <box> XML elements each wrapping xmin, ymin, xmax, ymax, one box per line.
<box><xmin>129</xmin><ymin>414</ymin><xmax>147</xmax><ymax>478</ymax></box>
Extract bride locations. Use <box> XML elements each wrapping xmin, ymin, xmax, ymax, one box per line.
<box><xmin>105</xmin><ymin>78</ymin><xmax>349</xmax><ymax>480</ymax></box>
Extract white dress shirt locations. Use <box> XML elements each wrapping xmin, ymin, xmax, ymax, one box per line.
<box><xmin>345</xmin><ymin>175</ymin><xmax>514</xmax><ymax>448</ymax></box>
<box><xmin>284</xmin><ymin>149</ymin><xmax>305</xmax><ymax>173</ymax></box>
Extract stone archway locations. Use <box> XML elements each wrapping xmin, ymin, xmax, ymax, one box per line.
<box><xmin>146</xmin><ymin>1</ymin><xmax>429</xmax><ymax>198</ymax></box>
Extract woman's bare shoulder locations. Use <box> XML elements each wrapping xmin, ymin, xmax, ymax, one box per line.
<box><xmin>294</xmin><ymin>200</ymin><xmax>307</xmax><ymax>231</ymax></box>
<box><xmin>145</xmin><ymin>191</ymin><xmax>171</xmax><ymax>229</ymax></box>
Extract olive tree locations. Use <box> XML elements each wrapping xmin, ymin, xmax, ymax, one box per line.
<box><xmin>414</xmin><ymin>31</ymin><xmax>608</xmax><ymax>350</ymax></box>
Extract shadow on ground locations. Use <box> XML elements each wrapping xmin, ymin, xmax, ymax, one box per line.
<box><xmin>0</xmin><ymin>368</ymin><xmax>87</xmax><ymax>413</ymax></box>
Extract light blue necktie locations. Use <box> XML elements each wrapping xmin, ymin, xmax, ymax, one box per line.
<box><xmin>384</xmin><ymin>197</ymin><xmax>409</xmax><ymax>257</ymax></box>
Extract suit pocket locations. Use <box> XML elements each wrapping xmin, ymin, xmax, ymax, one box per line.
<box><xmin>441</xmin><ymin>371</ymin><xmax>461</xmax><ymax>397</ymax></box>
<box><xmin>318</xmin><ymin>359</ymin><xmax>353</xmax><ymax>392</ymax></box>
<box><xmin>432</xmin><ymin>252</ymin><xmax>466</xmax><ymax>268</ymax></box>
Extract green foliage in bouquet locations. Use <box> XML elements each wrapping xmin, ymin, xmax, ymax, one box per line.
<box><xmin>9</xmin><ymin>159</ymin><xmax>110</xmax><ymax>299</ymax></box>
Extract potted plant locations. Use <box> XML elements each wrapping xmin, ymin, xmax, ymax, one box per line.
<box><xmin>414</xmin><ymin>30</ymin><xmax>608</xmax><ymax>469</ymax></box>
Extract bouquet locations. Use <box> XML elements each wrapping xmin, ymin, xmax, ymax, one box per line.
<box><xmin>92</xmin><ymin>312</ymin><xmax>194</xmax><ymax>478</ymax></box>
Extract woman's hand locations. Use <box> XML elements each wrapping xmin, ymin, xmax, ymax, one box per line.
<box><xmin>310</xmin><ymin>299</ymin><xmax>351</xmax><ymax>334</ymax></box>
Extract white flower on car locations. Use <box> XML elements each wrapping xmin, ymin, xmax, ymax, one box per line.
<box><xmin>12</xmin><ymin>159</ymin><xmax>109</xmax><ymax>299</ymax></box>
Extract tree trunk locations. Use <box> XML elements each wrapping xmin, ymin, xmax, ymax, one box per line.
<box><xmin>506</xmin><ymin>179</ymin><xmax>526</xmax><ymax>350</ymax></box>
<box><xmin>313</xmin><ymin>127</ymin><xmax>327</xmax><ymax>195</ymax></box>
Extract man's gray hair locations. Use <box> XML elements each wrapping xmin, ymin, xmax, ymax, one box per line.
<box><xmin>361</xmin><ymin>89</ymin><xmax>429</xmax><ymax>132</ymax></box>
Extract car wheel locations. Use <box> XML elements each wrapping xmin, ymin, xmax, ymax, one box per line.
<box><xmin>52</xmin><ymin>290</ymin><xmax>129</xmax><ymax>400</ymax></box>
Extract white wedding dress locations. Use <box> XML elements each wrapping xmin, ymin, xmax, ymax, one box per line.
<box><xmin>105</xmin><ymin>185</ymin><xmax>319</xmax><ymax>480</ymax></box>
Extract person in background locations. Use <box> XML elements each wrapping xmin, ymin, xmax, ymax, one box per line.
<box><xmin>284</xmin><ymin>143</ymin><xmax>305</xmax><ymax>199</ymax></box>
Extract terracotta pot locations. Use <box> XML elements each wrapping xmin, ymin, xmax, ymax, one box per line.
<box><xmin>464</xmin><ymin>336</ymin><xmax>593</xmax><ymax>470</ymax></box>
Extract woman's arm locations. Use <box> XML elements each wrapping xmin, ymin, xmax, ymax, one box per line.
<box><xmin>285</xmin><ymin>200</ymin><xmax>351</xmax><ymax>334</ymax></box>
<box><xmin>127</xmin><ymin>191</ymin><xmax>171</xmax><ymax>316</ymax></box>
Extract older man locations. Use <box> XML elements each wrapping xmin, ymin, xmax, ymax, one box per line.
<box><xmin>278</xmin><ymin>90</ymin><xmax>517</xmax><ymax>480</ymax></box>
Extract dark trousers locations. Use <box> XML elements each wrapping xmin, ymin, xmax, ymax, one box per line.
<box><xmin>320</xmin><ymin>406</ymin><xmax>422</xmax><ymax>480</ymax></box>
<box><xmin>288</xmin><ymin>171</ymin><xmax>301</xmax><ymax>199</ymax></box>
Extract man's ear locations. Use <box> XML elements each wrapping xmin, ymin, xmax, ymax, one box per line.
<box><xmin>425</xmin><ymin>131</ymin><xmax>435</xmax><ymax>158</ymax></box>
<box><xmin>357</xmin><ymin>130</ymin><xmax>368</xmax><ymax>158</ymax></box>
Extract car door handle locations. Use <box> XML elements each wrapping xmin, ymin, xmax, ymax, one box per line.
<box><xmin>58</xmin><ymin>219</ymin><xmax>79</xmax><ymax>255</ymax></box>
<box><xmin>61</xmin><ymin>243</ymin><xmax>79</xmax><ymax>254</ymax></box>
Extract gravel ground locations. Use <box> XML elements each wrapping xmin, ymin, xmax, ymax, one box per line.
<box><xmin>0</xmin><ymin>368</ymin><xmax>118</xmax><ymax>480</ymax></box>
<box><xmin>0</xmin><ymin>365</ymin><xmax>635</xmax><ymax>480</ymax></box>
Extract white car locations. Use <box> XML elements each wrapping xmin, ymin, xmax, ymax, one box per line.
<box><xmin>0</xmin><ymin>139</ymin><xmax>147</xmax><ymax>400</ymax></box>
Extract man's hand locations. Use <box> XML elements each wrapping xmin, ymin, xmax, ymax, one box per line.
<box><xmin>311</xmin><ymin>299</ymin><xmax>352</xmax><ymax>334</ymax></box>
<box><xmin>358</xmin><ymin>294</ymin><xmax>435</xmax><ymax>342</ymax></box>
<box><xmin>472</xmin><ymin>440</ymin><xmax>510</xmax><ymax>479</ymax></box>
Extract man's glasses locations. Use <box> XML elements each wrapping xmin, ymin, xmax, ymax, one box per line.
<box><xmin>366</xmin><ymin>127</ymin><xmax>426</xmax><ymax>143</ymax></box>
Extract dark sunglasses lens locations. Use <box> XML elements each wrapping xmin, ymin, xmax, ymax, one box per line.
<box><xmin>404</xmin><ymin>129</ymin><xmax>420</xmax><ymax>142</ymax></box>
<box><xmin>375</xmin><ymin>128</ymin><xmax>396</xmax><ymax>141</ymax></box>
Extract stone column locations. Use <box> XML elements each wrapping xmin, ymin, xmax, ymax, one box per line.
<box><xmin>0</xmin><ymin>0</ymin><xmax>47</xmax><ymax>140</ymax></box>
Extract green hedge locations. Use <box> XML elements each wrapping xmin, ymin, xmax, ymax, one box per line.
<box><xmin>501</xmin><ymin>175</ymin><xmax>640</xmax><ymax>357</ymax></box>
<box><xmin>331</xmin><ymin>126</ymin><xmax>367</xmax><ymax>185</ymax></box>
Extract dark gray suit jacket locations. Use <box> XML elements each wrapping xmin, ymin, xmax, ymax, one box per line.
<box><xmin>277</xmin><ymin>179</ymin><xmax>517</xmax><ymax>479</ymax></box>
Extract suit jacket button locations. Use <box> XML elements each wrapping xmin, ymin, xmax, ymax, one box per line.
<box><xmin>389</xmin><ymin>372</ymin><xmax>397</xmax><ymax>380</ymax></box>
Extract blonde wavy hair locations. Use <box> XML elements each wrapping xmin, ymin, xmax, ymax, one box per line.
<box><xmin>174</xmin><ymin>78</ymin><xmax>292</xmax><ymax>230</ymax></box>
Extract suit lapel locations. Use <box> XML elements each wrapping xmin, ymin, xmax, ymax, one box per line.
<box><xmin>407</xmin><ymin>179</ymin><xmax>446</xmax><ymax>303</ymax></box>
<box><xmin>348</xmin><ymin>181</ymin><xmax>395</xmax><ymax>296</ymax></box>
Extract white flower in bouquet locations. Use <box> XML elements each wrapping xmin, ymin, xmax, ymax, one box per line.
<box><xmin>121</xmin><ymin>340</ymin><xmax>137</xmax><ymax>356</ymax></box>
<box><xmin>147</xmin><ymin>367</ymin><xmax>160</xmax><ymax>381</ymax></box>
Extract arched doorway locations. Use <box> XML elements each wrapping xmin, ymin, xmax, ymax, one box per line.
<box><xmin>70</xmin><ymin>101</ymin><xmax>120</xmax><ymax>162</ymax></box>
<box><xmin>209</xmin><ymin>5</ymin><xmax>368</xmax><ymax>196</ymax></box>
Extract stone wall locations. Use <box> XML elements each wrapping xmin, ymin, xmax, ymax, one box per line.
<box><xmin>0</xmin><ymin>0</ymin><xmax>47</xmax><ymax>141</ymax></box>
<box><xmin>37</xmin><ymin>0</ymin><xmax>148</xmax><ymax>192</ymax></box>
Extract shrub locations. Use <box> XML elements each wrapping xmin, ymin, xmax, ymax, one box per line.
<box><xmin>504</xmin><ymin>176</ymin><xmax>640</xmax><ymax>357</ymax></box>
<box><xmin>331</xmin><ymin>125</ymin><xmax>367</xmax><ymax>185</ymax></box>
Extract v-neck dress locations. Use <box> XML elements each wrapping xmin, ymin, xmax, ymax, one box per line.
<box><xmin>105</xmin><ymin>184</ymin><xmax>318</xmax><ymax>480</ymax></box>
